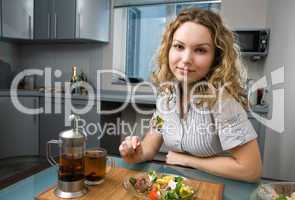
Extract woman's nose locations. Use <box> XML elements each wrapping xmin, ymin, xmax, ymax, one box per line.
<box><xmin>182</xmin><ymin>49</ymin><xmax>193</xmax><ymax>64</ymax></box>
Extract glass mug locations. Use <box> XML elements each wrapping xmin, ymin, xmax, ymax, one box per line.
<box><xmin>84</xmin><ymin>148</ymin><xmax>115</xmax><ymax>185</ymax></box>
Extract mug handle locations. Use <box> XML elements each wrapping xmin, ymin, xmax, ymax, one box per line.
<box><xmin>46</xmin><ymin>140</ymin><xmax>61</xmax><ymax>167</ymax></box>
<box><xmin>106</xmin><ymin>157</ymin><xmax>116</xmax><ymax>175</ymax></box>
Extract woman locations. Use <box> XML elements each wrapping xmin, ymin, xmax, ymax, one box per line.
<box><xmin>119</xmin><ymin>8</ymin><xmax>262</xmax><ymax>182</ymax></box>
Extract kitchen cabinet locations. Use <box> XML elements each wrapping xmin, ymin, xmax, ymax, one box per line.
<box><xmin>39</xmin><ymin>97</ymin><xmax>100</xmax><ymax>156</ymax></box>
<box><xmin>0</xmin><ymin>97</ymin><xmax>39</xmax><ymax>159</ymax></box>
<box><xmin>220</xmin><ymin>0</ymin><xmax>267</xmax><ymax>29</ymax></box>
<box><xmin>34</xmin><ymin>0</ymin><xmax>75</xmax><ymax>40</ymax></box>
<box><xmin>39</xmin><ymin>97</ymin><xmax>65</xmax><ymax>157</ymax></box>
<box><xmin>1</xmin><ymin>0</ymin><xmax>34</xmax><ymax>39</ymax></box>
<box><xmin>32</xmin><ymin>0</ymin><xmax>50</xmax><ymax>40</ymax></box>
<box><xmin>72</xmin><ymin>99</ymin><xmax>100</xmax><ymax>149</ymax></box>
<box><xmin>100</xmin><ymin>101</ymin><xmax>124</xmax><ymax>155</ymax></box>
<box><xmin>77</xmin><ymin>0</ymin><xmax>110</xmax><ymax>42</ymax></box>
<box><xmin>0</xmin><ymin>0</ymin><xmax>2</xmax><ymax>37</ymax></box>
<box><xmin>34</xmin><ymin>0</ymin><xmax>110</xmax><ymax>42</ymax></box>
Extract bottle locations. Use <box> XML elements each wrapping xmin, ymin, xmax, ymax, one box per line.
<box><xmin>78</xmin><ymin>71</ymin><xmax>88</xmax><ymax>95</ymax></box>
<box><xmin>71</xmin><ymin>65</ymin><xmax>78</xmax><ymax>94</ymax></box>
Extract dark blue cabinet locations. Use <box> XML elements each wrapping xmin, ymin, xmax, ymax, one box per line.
<box><xmin>34</xmin><ymin>0</ymin><xmax>76</xmax><ymax>40</ymax></box>
<box><xmin>34</xmin><ymin>0</ymin><xmax>110</xmax><ymax>42</ymax></box>
<box><xmin>1</xmin><ymin>0</ymin><xmax>34</xmax><ymax>39</ymax></box>
<box><xmin>0</xmin><ymin>97</ymin><xmax>39</xmax><ymax>159</ymax></box>
<box><xmin>0</xmin><ymin>0</ymin><xmax>2</xmax><ymax>37</ymax></box>
<box><xmin>33</xmin><ymin>0</ymin><xmax>50</xmax><ymax>40</ymax></box>
<box><xmin>39</xmin><ymin>97</ymin><xmax>100</xmax><ymax>156</ymax></box>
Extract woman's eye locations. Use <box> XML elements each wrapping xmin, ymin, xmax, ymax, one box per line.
<box><xmin>173</xmin><ymin>44</ymin><xmax>184</xmax><ymax>50</ymax></box>
<box><xmin>195</xmin><ymin>48</ymin><xmax>207</xmax><ymax>53</ymax></box>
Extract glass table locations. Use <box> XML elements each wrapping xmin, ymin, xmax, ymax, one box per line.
<box><xmin>0</xmin><ymin>156</ymin><xmax>263</xmax><ymax>200</ymax></box>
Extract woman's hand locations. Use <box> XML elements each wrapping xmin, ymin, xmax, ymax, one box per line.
<box><xmin>166</xmin><ymin>151</ymin><xmax>188</xmax><ymax>166</ymax></box>
<box><xmin>119</xmin><ymin>136</ymin><xmax>143</xmax><ymax>164</ymax></box>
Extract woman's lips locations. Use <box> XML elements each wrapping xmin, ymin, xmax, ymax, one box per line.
<box><xmin>176</xmin><ymin>67</ymin><xmax>194</xmax><ymax>75</ymax></box>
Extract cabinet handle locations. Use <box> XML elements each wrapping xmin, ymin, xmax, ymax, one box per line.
<box><xmin>33</xmin><ymin>99</ymin><xmax>37</xmax><ymax>124</ymax></box>
<box><xmin>29</xmin><ymin>15</ymin><xmax>32</xmax><ymax>39</ymax></box>
<box><xmin>48</xmin><ymin>13</ymin><xmax>50</xmax><ymax>38</ymax></box>
<box><xmin>54</xmin><ymin>13</ymin><xmax>57</xmax><ymax>38</ymax></box>
<box><xmin>78</xmin><ymin>13</ymin><xmax>81</xmax><ymax>38</ymax></box>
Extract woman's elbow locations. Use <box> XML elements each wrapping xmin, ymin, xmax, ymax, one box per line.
<box><xmin>242</xmin><ymin>163</ymin><xmax>262</xmax><ymax>183</ymax></box>
<box><xmin>244</xmin><ymin>169</ymin><xmax>262</xmax><ymax>183</ymax></box>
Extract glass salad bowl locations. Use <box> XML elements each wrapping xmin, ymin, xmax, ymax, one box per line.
<box><xmin>122</xmin><ymin>171</ymin><xmax>198</xmax><ymax>200</ymax></box>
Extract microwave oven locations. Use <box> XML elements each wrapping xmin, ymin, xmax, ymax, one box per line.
<box><xmin>234</xmin><ymin>29</ymin><xmax>270</xmax><ymax>59</ymax></box>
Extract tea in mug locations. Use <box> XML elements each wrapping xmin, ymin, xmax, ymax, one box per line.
<box><xmin>85</xmin><ymin>149</ymin><xmax>107</xmax><ymax>184</ymax></box>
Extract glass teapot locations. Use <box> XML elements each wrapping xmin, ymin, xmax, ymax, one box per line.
<box><xmin>47</xmin><ymin>114</ymin><xmax>88</xmax><ymax>199</ymax></box>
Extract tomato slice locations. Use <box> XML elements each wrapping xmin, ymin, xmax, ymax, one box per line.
<box><xmin>148</xmin><ymin>186</ymin><xmax>158</xmax><ymax>200</ymax></box>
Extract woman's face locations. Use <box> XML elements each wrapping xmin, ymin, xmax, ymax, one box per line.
<box><xmin>168</xmin><ymin>21</ymin><xmax>215</xmax><ymax>85</ymax></box>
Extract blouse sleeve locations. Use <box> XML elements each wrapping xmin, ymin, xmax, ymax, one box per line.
<box><xmin>213</xmin><ymin>97</ymin><xmax>257</xmax><ymax>151</ymax></box>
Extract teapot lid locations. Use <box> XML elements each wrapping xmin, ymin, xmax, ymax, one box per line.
<box><xmin>59</xmin><ymin>114</ymin><xmax>86</xmax><ymax>139</ymax></box>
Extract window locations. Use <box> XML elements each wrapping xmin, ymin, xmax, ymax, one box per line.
<box><xmin>112</xmin><ymin>1</ymin><xmax>221</xmax><ymax>82</ymax></box>
<box><xmin>126</xmin><ymin>8</ymin><xmax>141</xmax><ymax>77</ymax></box>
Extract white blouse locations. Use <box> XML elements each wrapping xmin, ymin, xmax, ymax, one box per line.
<box><xmin>151</xmin><ymin>91</ymin><xmax>257</xmax><ymax>157</ymax></box>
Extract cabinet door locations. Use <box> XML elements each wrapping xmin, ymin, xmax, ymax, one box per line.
<box><xmin>72</xmin><ymin>100</ymin><xmax>100</xmax><ymax>149</ymax></box>
<box><xmin>100</xmin><ymin>102</ymin><xmax>122</xmax><ymax>155</ymax></box>
<box><xmin>2</xmin><ymin>0</ymin><xmax>33</xmax><ymax>39</ymax></box>
<box><xmin>39</xmin><ymin>98</ymin><xmax>100</xmax><ymax>156</ymax></box>
<box><xmin>39</xmin><ymin>97</ymin><xmax>66</xmax><ymax>156</ymax></box>
<box><xmin>0</xmin><ymin>0</ymin><xmax>2</xmax><ymax>37</ymax></box>
<box><xmin>34</xmin><ymin>0</ymin><xmax>51</xmax><ymax>39</ymax></box>
<box><xmin>0</xmin><ymin>97</ymin><xmax>39</xmax><ymax>159</ymax></box>
<box><xmin>77</xmin><ymin>0</ymin><xmax>110</xmax><ymax>41</ymax></box>
<box><xmin>53</xmin><ymin>0</ymin><xmax>76</xmax><ymax>39</ymax></box>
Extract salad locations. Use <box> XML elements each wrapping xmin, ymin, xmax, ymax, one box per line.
<box><xmin>257</xmin><ymin>183</ymin><xmax>295</xmax><ymax>200</ymax></box>
<box><xmin>275</xmin><ymin>193</ymin><xmax>295</xmax><ymax>200</ymax></box>
<box><xmin>128</xmin><ymin>171</ymin><xmax>195</xmax><ymax>200</ymax></box>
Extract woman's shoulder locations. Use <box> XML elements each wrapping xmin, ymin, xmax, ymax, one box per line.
<box><xmin>212</xmin><ymin>90</ymin><xmax>247</xmax><ymax>118</ymax></box>
<box><xmin>155</xmin><ymin>86</ymin><xmax>177</xmax><ymax>112</ymax></box>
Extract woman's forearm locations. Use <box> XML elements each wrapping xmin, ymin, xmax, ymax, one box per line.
<box><xmin>141</xmin><ymin>139</ymin><xmax>161</xmax><ymax>161</ymax></box>
<box><xmin>123</xmin><ymin>131</ymin><xmax>163</xmax><ymax>164</ymax></box>
<box><xmin>180</xmin><ymin>154</ymin><xmax>261</xmax><ymax>182</ymax></box>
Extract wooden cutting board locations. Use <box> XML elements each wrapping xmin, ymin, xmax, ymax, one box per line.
<box><xmin>36</xmin><ymin>167</ymin><xmax>224</xmax><ymax>200</ymax></box>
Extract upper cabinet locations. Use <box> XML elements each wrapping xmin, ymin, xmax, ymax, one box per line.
<box><xmin>34</xmin><ymin>0</ymin><xmax>75</xmax><ymax>40</ymax></box>
<box><xmin>1</xmin><ymin>0</ymin><xmax>34</xmax><ymax>39</ymax></box>
<box><xmin>0</xmin><ymin>0</ymin><xmax>2</xmax><ymax>37</ymax></box>
<box><xmin>220</xmin><ymin>0</ymin><xmax>267</xmax><ymax>29</ymax></box>
<box><xmin>34</xmin><ymin>0</ymin><xmax>110</xmax><ymax>42</ymax></box>
<box><xmin>77</xmin><ymin>0</ymin><xmax>110</xmax><ymax>42</ymax></box>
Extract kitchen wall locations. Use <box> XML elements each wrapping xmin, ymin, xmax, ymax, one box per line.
<box><xmin>261</xmin><ymin>0</ymin><xmax>295</xmax><ymax>180</ymax></box>
<box><xmin>220</xmin><ymin>0</ymin><xmax>268</xmax><ymax>29</ymax></box>
<box><xmin>0</xmin><ymin>41</ymin><xmax>106</xmax><ymax>89</ymax></box>
<box><xmin>18</xmin><ymin>43</ymin><xmax>105</xmax><ymax>88</ymax></box>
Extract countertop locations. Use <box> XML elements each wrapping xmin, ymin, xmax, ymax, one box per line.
<box><xmin>0</xmin><ymin>156</ymin><xmax>266</xmax><ymax>200</ymax></box>
<box><xmin>0</xmin><ymin>89</ymin><xmax>269</xmax><ymax>113</ymax></box>
<box><xmin>0</xmin><ymin>89</ymin><xmax>156</xmax><ymax>104</ymax></box>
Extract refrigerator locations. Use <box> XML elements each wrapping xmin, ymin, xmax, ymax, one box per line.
<box><xmin>259</xmin><ymin>0</ymin><xmax>295</xmax><ymax>181</ymax></box>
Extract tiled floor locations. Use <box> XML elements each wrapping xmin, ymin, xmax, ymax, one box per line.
<box><xmin>0</xmin><ymin>156</ymin><xmax>49</xmax><ymax>189</ymax></box>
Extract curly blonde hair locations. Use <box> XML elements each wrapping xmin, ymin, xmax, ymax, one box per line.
<box><xmin>151</xmin><ymin>8</ymin><xmax>248</xmax><ymax>109</ymax></box>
